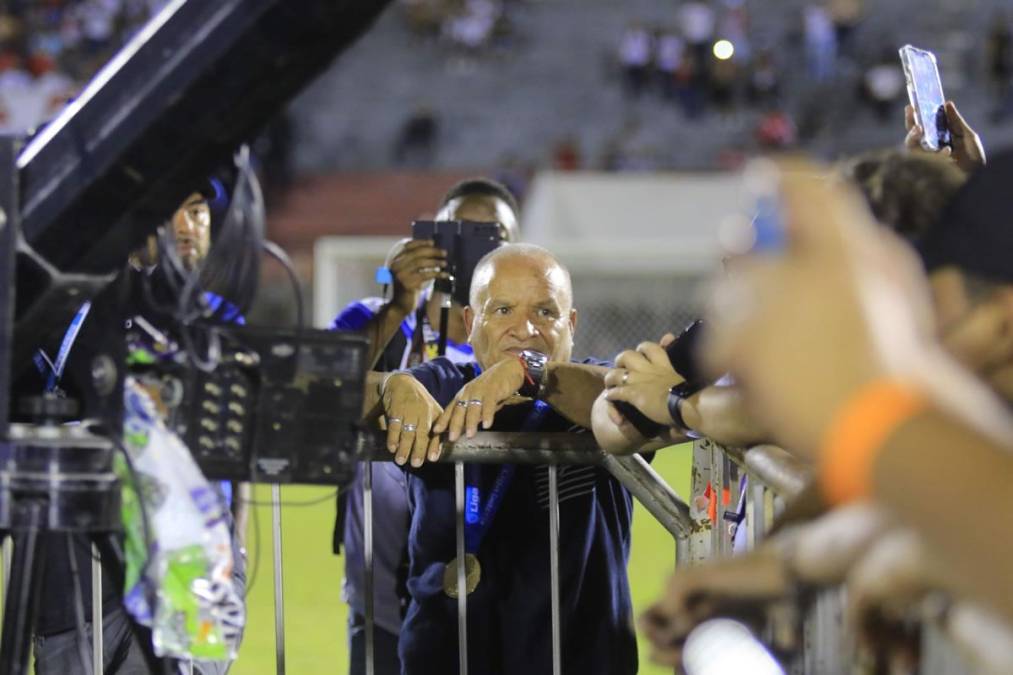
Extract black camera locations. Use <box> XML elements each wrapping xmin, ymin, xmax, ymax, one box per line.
<box><xmin>614</xmin><ymin>320</ymin><xmax>709</xmax><ymax>437</ymax></box>
<box><xmin>411</xmin><ymin>220</ymin><xmax>504</xmax><ymax>307</ymax></box>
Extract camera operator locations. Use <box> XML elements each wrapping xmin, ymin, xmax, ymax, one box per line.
<box><xmin>28</xmin><ymin>179</ymin><xmax>246</xmax><ymax>675</ymax></box>
<box><xmin>330</xmin><ymin>178</ymin><xmax>520</xmax><ymax>675</ymax></box>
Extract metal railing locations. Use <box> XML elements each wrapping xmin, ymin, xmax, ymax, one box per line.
<box><xmin>357</xmin><ymin>431</ymin><xmax>694</xmax><ymax>675</ymax></box>
<box><xmin>694</xmin><ymin>438</ymin><xmax>985</xmax><ymax>675</ymax></box>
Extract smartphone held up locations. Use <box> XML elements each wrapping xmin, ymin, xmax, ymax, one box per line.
<box><xmin>899</xmin><ymin>44</ymin><xmax>951</xmax><ymax>152</ymax></box>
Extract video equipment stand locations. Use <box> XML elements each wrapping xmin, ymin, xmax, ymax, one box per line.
<box><xmin>0</xmin><ymin>2</ymin><xmax>393</xmax><ymax>672</ymax></box>
<box><xmin>0</xmin><ymin>135</ymin><xmax>172</xmax><ymax>674</ymax></box>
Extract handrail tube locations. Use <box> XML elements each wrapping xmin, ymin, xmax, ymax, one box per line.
<box><xmin>601</xmin><ymin>454</ymin><xmax>693</xmax><ymax>539</ymax></box>
<box><xmin>722</xmin><ymin>445</ymin><xmax>810</xmax><ymax>499</ymax></box>
<box><xmin>360</xmin><ymin>432</ymin><xmax>603</xmax><ymax>465</ymax></box>
<box><xmin>358</xmin><ymin>432</ymin><xmax>695</xmax><ymax>538</ymax></box>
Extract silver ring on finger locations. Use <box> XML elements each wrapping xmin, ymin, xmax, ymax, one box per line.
<box><xmin>456</xmin><ymin>399</ymin><xmax>469</xmax><ymax>408</ymax></box>
<box><xmin>621</xmin><ymin>371</ymin><xmax>629</xmax><ymax>385</ymax></box>
<box><xmin>402</xmin><ymin>423</ymin><xmax>417</xmax><ymax>433</ymax></box>
<box><xmin>467</xmin><ymin>399</ymin><xmax>483</xmax><ymax>407</ymax></box>
<box><xmin>387</xmin><ymin>417</ymin><xmax>403</xmax><ymax>425</ymax></box>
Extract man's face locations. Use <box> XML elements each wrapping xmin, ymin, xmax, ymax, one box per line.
<box><xmin>171</xmin><ymin>192</ymin><xmax>211</xmax><ymax>271</ymax></box>
<box><xmin>438</xmin><ymin>194</ymin><xmax>520</xmax><ymax>243</ymax></box>
<box><xmin>463</xmin><ymin>254</ymin><xmax>577</xmax><ymax>368</ymax></box>
<box><xmin>930</xmin><ymin>266</ymin><xmax>1013</xmax><ymax>403</ymax></box>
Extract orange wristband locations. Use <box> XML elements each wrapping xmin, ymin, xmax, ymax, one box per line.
<box><xmin>820</xmin><ymin>379</ymin><xmax>927</xmax><ymax>505</ymax></box>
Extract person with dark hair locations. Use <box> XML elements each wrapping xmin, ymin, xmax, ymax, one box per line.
<box><xmin>331</xmin><ymin>178</ymin><xmax>520</xmax><ymax>675</ymax></box>
<box><xmin>842</xmin><ymin>149</ymin><xmax>966</xmax><ymax>241</ymax></box>
<box><xmin>30</xmin><ymin>181</ymin><xmax>247</xmax><ymax>675</ymax></box>
<box><xmin>440</xmin><ymin>176</ymin><xmax>521</xmax><ymax>239</ymax></box>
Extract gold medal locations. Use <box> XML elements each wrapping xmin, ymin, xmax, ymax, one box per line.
<box><xmin>443</xmin><ymin>553</ymin><xmax>481</xmax><ymax>598</ymax></box>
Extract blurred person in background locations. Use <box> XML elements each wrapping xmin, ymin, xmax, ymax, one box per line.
<box><xmin>803</xmin><ymin>3</ymin><xmax>837</xmax><ymax>82</ymax></box>
<box><xmin>655</xmin><ymin>28</ymin><xmax>684</xmax><ymax>100</ymax></box>
<box><xmin>618</xmin><ymin>21</ymin><xmax>652</xmax><ymax>99</ymax></box>
<box><xmin>679</xmin><ymin>0</ymin><xmax>716</xmax><ymax>87</ymax></box>
<box><xmin>746</xmin><ymin>48</ymin><xmax>782</xmax><ymax>108</ymax></box>
<box><xmin>829</xmin><ymin>0</ymin><xmax>863</xmax><ymax>58</ymax></box>
<box><xmin>331</xmin><ymin>178</ymin><xmax>520</xmax><ymax>675</ymax></box>
<box><xmin>860</xmin><ymin>47</ymin><xmax>905</xmax><ymax>122</ymax></box>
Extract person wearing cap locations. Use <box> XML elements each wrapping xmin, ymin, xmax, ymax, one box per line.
<box><xmin>31</xmin><ymin>182</ymin><xmax>246</xmax><ymax>675</ymax></box>
<box><xmin>332</xmin><ymin>178</ymin><xmax>520</xmax><ymax>675</ymax></box>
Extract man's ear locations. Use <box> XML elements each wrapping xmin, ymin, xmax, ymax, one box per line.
<box><xmin>464</xmin><ymin>305</ymin><xmax>476</xmax><ymax>341</ymax></box>
<box><xmin>568</xmin><ymin>308</ymin><xmax>578</xmax><ymax>335</ymax></box>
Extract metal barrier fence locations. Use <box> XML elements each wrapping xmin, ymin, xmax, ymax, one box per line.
<box><xmin>694</xmin><ymin>438</ymin><xmax>981</xmax><ymax>675</ymax></box>
<box><xmin>4</xmin><ymin>432</ymin><xmax>981</xmax><ymax>674</ymax></box>
<box><xmin>359</xmin><ymin>432</ymin><xmax>694</xmax><ymax>675</ymax></box>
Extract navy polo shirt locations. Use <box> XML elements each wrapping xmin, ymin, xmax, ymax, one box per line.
<box><xmin>398</xmin><ymin>357</ymin><xmax>639</xmax><ymax>675</ymax></box>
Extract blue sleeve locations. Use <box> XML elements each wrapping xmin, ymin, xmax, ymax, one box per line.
<box><xmin>330</xmin><ymin>298</ymin><xmax>383</xmax><ymax>331</ymax></box>
<box><xmin>405</xmin><ymin>357</ymin><xmax>471</xmax><ymax>407</ymax></box>
<box><xmin>202</xmin><ymin>292</ymin><xmax>246</xmax><ymax>325</ymax></box>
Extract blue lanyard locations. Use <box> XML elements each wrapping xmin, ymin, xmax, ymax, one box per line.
<box><xmin>463</xmin><ymin>400</ymin><xmax>550</xmax><ymax>553</ymax></box>
<box><xmin>34</xmin><ymin>302</ymin><xmax>92</xmax><ymax>393</ymax></box>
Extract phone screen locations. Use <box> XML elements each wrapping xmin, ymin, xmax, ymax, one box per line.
<box><xmin>900</xmin><ymin>45</ymin><xmax>950</xmax><ymax>151</ymax></box>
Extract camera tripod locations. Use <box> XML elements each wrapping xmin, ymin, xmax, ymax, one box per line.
<box><xmin>0</xmin><ymin>398</ymin><xmax>169</xmax><ymax>675</ymax></box>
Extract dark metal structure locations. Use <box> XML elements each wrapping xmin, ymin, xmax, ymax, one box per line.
<box><xmin>13</xmin><ymin>0</ymin><xmax>392</xmax><ymax>373</ymax></box>
<box><xmin>0</xmin><ymin>2</ymin><xmax>393</xmax><ymax>672</ymax></box>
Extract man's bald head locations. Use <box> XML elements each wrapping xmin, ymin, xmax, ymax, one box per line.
<box><xmin>465</xmin><ymin>244</ymin><xmax>577</xmax><ymax>367</ymax></box>
<box><xmin>470</xmin><ymin>243</ymin><xmax>573</xmax><ymax>309</ymax></box>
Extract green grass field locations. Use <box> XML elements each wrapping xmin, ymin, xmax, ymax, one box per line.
<box><xmin>231</xmin><ymin>444</ymin><xmax>693</xmax><ymax>675</ymax></box>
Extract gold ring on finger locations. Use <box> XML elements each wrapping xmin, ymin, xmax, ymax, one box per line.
<box><xmin>467</xmin><ymin>400</ymin><xmax>483</xmax><ymax>407</ymax></box>
<box><xmin>402</xmin><ymin>423</ymin><xmax>417</xmax><ymax>433</ymax></box>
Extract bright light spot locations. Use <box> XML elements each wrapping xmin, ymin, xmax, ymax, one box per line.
<box><xmin>713</xmin><ymin>40</ymin><xmax>735</xmax><ymax>60</ymax></box>
<box><xmin>683</xmin><ymin>619</ymin><xmax>785</xmax><ymax>675</ymax></box>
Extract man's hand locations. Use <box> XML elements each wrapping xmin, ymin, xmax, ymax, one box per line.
<box><xmin>381</xmin><ymin>372</ymin><xmax>445</xmax><ymax>467</ymax></box>
<box><xmin>846</xmin><ymin>530</ymin><xmax>932</xmax><ymax>670</ymax></box>
<box><xmin>639</xmin><ymin>550</ymin><xmax>790</xmax><ymax>667</ymax></box>
<box><xmin>904</xmin><ymin>101</ymin><xmax>985</xmax><ymax>173</ymax></box>
<box><xmin>604</xmin><ymin>338</ymin><xmax>685</xmax><ymax>425</ymax></box>
<box><xmin>703</xmin><ymin>158</ymin><xmax>940</xmax><ymax>456</ymax></box>
<box><xmin>847</xmin><ymin>530</ymin><xmax>934</xmax><ymax>630</ymax></box>
<box><xmin>388</xmin><ymin>239</ymin><xmax>448</xmax><ymax>312</ymax></box>
<box><xmin>432</xmin><ymin>358</ymin><xmax>527</xmax><ymax>446</ymax></box>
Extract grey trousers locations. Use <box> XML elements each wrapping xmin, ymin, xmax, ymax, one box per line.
<box><xmin>34</xmin><ymin>559</ymin><xmax>245</xmax><ymax>675</ymax></box>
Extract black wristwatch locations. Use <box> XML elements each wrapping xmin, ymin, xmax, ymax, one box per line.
<box><xmin>667</xmin><ymin>382</ymin><xmax>696</xmax><ymax>434</ymax></box>
<box><xmin>517</xmin><ymin>349</ymin><xmax>549</xmax><ymax>398</ymax></box>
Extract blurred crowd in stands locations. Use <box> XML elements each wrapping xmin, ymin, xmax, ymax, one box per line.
<box><xmin>0</xmin><ymin>0</ymin><xmax>167</xmax><ymax>134</ymax></box>
<box><xmin>399</xmin><ymin>0</ymin><xmax>513</xmax><ymax>53</ymax></box>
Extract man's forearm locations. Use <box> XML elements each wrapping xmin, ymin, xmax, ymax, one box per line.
<box><xmin>681</xmin><ymin>385</ymin><xmax>769</xmax><ymax>448</ymax></box>
<box><xmin>360</xmin><ymin>302</ymin><xmax>414</xmax><ymax>369</ymax></box>
<box><xmin>542</xmin><ymin>362</ymin><xmax>608</xmax><ymax>430</ymax></box>
<box><xmin>591</xmin><ymin>390</ymin><xmax>647</xmax><ymax>454</ymax></box>
<box><xmin>872</xmin><ymin>410</ymin><xmax>1013</xmax><ymax>623</ymax></box>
